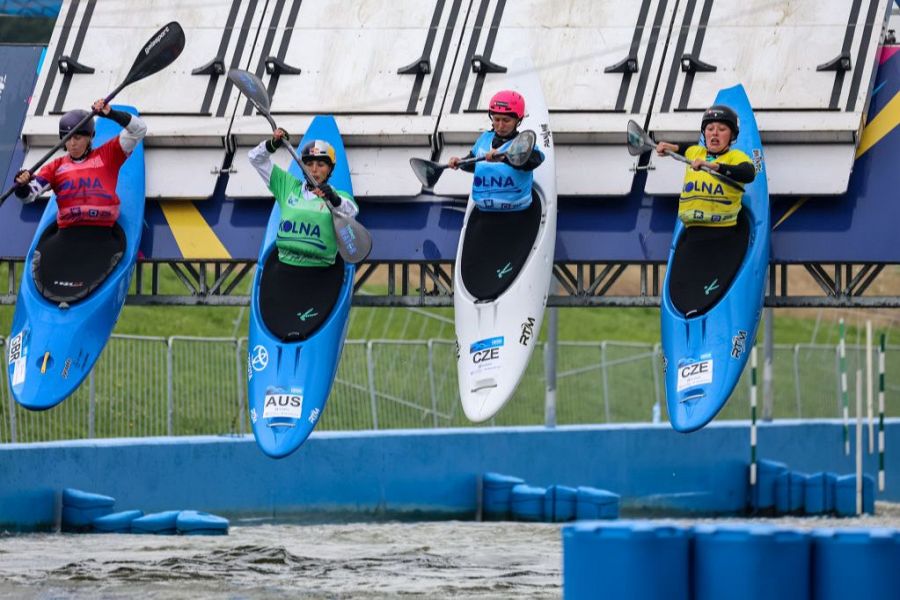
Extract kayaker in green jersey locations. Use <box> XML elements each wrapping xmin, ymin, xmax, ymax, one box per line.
<box><xmin>248</xmin><ymin>128</ymin><xmax>358</xmax><ymax>267</ymax></box>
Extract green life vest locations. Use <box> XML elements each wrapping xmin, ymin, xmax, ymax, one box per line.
<box><xmin>268</xmin><ymin>165</ymin><xmax>355</xmax><ymax>267</ymax></box>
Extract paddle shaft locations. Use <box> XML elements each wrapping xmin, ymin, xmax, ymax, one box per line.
<box><xmin>663</xmin><ymin>148</ymin><xmax>744</xmax><ymax>191</ymax></box>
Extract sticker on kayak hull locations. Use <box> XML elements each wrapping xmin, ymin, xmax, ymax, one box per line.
<box><xmin>263</xmin><ymin>393</ymin><xmax>303</xmax><ymax>419</ymax></box>
<box><xmin>12</xmin><ymin>358</ymin><xmax>26</xmax><ymax>387</ymax></box>
<box><xmin>677</xmin><ymin>359</ymin><xmax>713</xmax><ymax>391</ymax></box>
<box><xmin>8</xmin><ymin>333</ymin><xmax>22</xmax><ymax>364</ymax></box>
<box><xmin>469</xmin><ymin>337</ymin><xmax>504</xmax><ymax>354</ymax></box>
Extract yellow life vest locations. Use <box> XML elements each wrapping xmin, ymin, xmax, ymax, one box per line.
<box><xmin>678</xmin><ymin>146</ymin><xmax>750</xmax><ymax>227</ymax></box>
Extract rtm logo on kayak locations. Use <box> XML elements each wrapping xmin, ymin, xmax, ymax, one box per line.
<box><xmin>541</xmin><ymin>123</ymin><xmax>552</xmax><ymax>148</ymax></box>
<box><xmin>520</xmin><ymin>317</ymin><xmax>535</xmax><ymax>346</ymax></box>
<box><xmin>474</xmin><ymin>175</ymin><xmax>516</xmax><ymax>189</ymax></box>
<box><xmin>683</xmin><ymin>181</ymin><xmax>725</xmax><ymax>195</ymax></box>
<box><xmin>731</xmin><ymin>330</ymin><xmax>748</xmax><ymax>359</ymax></box>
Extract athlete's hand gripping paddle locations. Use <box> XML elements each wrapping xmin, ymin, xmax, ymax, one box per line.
<box><xmin>626</xmin><ymin>119</ymin><xmax>744</xmax><ymax>191</ymax></box>
<box><xmin>0</xmin><ymin>21</ymin><xmax>186</xmax><ymax>207</ymax></box>
<box><xmin>228</xmin><ymin>68</ymin><xmax>372</xmax><ymax>264</ymax></box>
<box><xmin>409</xmin><ymin>130</ymin><xmax>537</xmax><ymax>192</ymax></box>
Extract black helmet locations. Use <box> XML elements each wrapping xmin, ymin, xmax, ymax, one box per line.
<box><xmin>59</xmin><ymin>109</ymin><xmax>95</xmax><ymax>139</ymax></box>
<box><xmin>700</xmin><ymin>105</ymin><xmax>739</xmax><ymax>142</ymax></box>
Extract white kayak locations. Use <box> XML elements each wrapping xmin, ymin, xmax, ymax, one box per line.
<box><xmin>454</xmin><ymin>60</ymin><xmax>557</xmax><ymax>422</ymax></box>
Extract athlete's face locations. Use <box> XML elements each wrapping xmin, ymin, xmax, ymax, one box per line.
<box><xmin>704</xmin><ymin>122</ymin><xmax>732</xmax><ymax>154</ymax></box>
<box><xmin>490</xmin><ymin>113</ymin><xmax>518</xmax><ymax>137</ymax></box>
<box><xmin>304</xmin><ymin>159</ymin><xmax>333</xmax><ymax>185</ymax></box>
<box><xmin>65</xmin><ymin>133</ymin><xmax>91</xmax><ymax>158</ymax></box>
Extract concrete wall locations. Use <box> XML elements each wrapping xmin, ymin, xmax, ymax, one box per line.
<box><xmin>1</xmin><ymin>420</ymin><xmax>897</xmax><ymax>531</ymax></box>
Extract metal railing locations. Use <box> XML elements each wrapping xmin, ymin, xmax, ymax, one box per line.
<box><xmin>1</xmin><ymin>335</ymin><xmax>897</xmax><ymax>443</ymax></box>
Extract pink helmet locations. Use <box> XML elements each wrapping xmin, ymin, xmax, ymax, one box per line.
<box><xmin>488</xmin><ymin>90</ymin><xmax>525</xmax><ymax>119</ymax></box>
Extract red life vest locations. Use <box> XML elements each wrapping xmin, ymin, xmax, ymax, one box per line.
<box><xmin>36</xmin><ymin>137</ymin><xmax>128</xmax><ymax>228</ymax></box>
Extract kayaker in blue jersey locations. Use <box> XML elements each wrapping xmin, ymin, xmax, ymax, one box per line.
<box><xmin>248</xmin><ymin>128</ymin><xmax>358</xmax><ymax>267</ymax></box>
<box><xmin>654</xmin><ymin>104</ymin><xmax>756</xmax><ymax>228</ymax></box>
<box><xmin>447</xmin><ymin>90</ymin><xmax>544</xmax><ymax>211</ymax></box>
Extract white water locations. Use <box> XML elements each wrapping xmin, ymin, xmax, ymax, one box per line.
<box><xmin>2</xmin><ymin>506</ymin><xmax>899</xmax><ymax>599</ymax></box>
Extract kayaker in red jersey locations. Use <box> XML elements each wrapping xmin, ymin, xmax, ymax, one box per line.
<box><xmin>13</xmin><ymin>98</ymin><xmax>147</xmax><ymax>228</ymax></box>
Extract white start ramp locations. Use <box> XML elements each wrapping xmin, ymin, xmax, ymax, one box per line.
<box><xmin>645</xmin><ymin>0</ymin><xmax>893</xmax><ymax>195</ymax></box>
<box><xmin>16</xmin><ymin>0</ymin><xmax>895</xmax><ymax>200</ymax></box>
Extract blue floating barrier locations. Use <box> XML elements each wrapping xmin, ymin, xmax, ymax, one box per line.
<box><xmin>575</xmin><ymin>486</ymin><xmax>619</xmax><ymax>520</ymax></box>
<box><xmin>752</xmin><ymin>459</ymin><xmax>788</xmax><ymax>511</ymax></box>
<box><xmin>482</xmin><ymin>472</ymin><xmax>524</xmax><ymax>521</ymax></box>
<box><xmin>61</xmin><ymin>489</ymin><xmax>116</xmax><ymax>530</ymax></box>
<box><xmin>544</xmin><ymin>485</ymin><xmax>577</xmax><ymax>522</ymax></box>
<box><xmin>804</xmin><ymin>472</ymin><xmax>828</xmax><ymax>515</ymax></box>
<box><xmin>834</xmin><ymin>474</ymin><xmax>875</xmax><ymax>516</ymax></box>
<box><xmin>509</xmin><ymin>484</ymin><xmax>545</xmax><ymax>522</ymax></box>
<box><xmin>811</xmin><ymin>528</ymin><xmax>900</xmax><ymax>600</ymax></box>
<box><xmin>563</xmin><ymin>521</ymin><xmax>691</xmax><ymax>600</ymax></box>
<box><xmin>92</xmin><ymin>510</ymin><xmax>144</xmax><ymax>533</ymax></box>
<box><xmin>692</xmin><ymin>524</ymin><xmax>811</xmax><ymax>600</ymax></box>
<box><xmin>131</xmin><ymin>510</ymin><xmax>181</xmax><ymax>534</ymax></box>
<box><xmin>176</xmin><ymin>511</ymin><xmax>229</xmax><ymax>535</ymax></box>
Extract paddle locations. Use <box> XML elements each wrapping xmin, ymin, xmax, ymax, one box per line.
<box><xmin>0</xmin><ymin>21</ymin><xmax>186</xmax><ymax>206</ymax></box>
<box><xmin>626</xmin><ymin>119</ymin><xmax>744</xmax><ymax>191</ymax></box>
<box><xmin>227</xmin><ymin>68</ymin><xmax>372</xmax><ymax>264</ymax></box>
<box><xmin>409</xmin><ymin>130</ymin><xmax>537</xmax><ymax>191</ymax></box>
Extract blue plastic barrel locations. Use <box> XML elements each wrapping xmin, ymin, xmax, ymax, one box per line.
<box><xmin>576</xmin><ymin>487</ymin><xmax>619</xmax><ymax>520</ymax></box>
<box><xmin>774</xmin><ymin>471</ymin><xmax>791</xmax><ymax>514</ymax></box>
<box><xmin>812</xmin><ymin>528</ymin><xmax>900</xmax><ymax>600</ymax></box>
<box><xmin>92</xmin><ymin>510</ymin><xmax>144</xmax><ymax>533</ymax></box>
<box><xmin>563</xmin><ymin>521</ymin><xmax>690</xmax><ymax>600</ymax></box>
<box><xmin>752</xmin><ymin>459</ymin><xmax>788</xmax><ymax>511</ymax></box>
<box><xmin>693</xmin><ymin>524</ymin><xmax>811</xmax><ymax>600</ymax></box>
<box><xmin>131</xmin><ymin>510</ymin><xmax>181</xmax><ymax>534</ymax></box>
<box><xmin>62</xmin><ymin>488</ymin><xmax>115</xmax><ymax>509</ymax></box>
<box><xmin>176</xmin><ymin>511</ymin><xmax>229</xmax><ymax>535</ymax></box>
<box><xmin>823</xmin><ymin>472</ymin><xmax>838</xmax><ymax>512</ymax></box>
<box><xmin>789</xmin><ymin>472</ymin><xmax>807</xmax><ymax>513</ymax></box>
<box><xmin>834</xmin><ymin>474</ymin><xmax>875</xmax><ymax>516</ymax></box>
<box><xmin>510</xmin><ymin>484</ymin><xmax>546</xmax><ymax>522</ymax></box>
<box><xmin>482</xmin><ymin>472</ymin><xmax>525</xmax><ymax>521</ymax></box>
<box><xmin>545</xmin><ymin>485</ymin><xmax>577</xmax><ymax>522</ymax></box>
<box><xmin>804</xmin><ymin>472</ymin><xmax>827</xmax><ymax>515</ymax></box>
<box><xmin>61</xmin><ymin>488</ymin><xmax>116</xmax><ymax>530</ymax></box>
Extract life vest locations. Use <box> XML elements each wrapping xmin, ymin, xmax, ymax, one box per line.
<box><xmin>678</xmin><ymin>146</ymin><xmax>750</xmax><ymax>227</ymax></box>
<box><xmin>269</xmin><ymin>166</ymin><xmax>355</xmax><ymax>267</ymax></box>
<box><xmin>37</xmin><ymin>137</ymin><xmax>127</xmax><ymax>228</ymax></box>
<box><xmin>470</xmin><ymin>131</ymin><xmax>534</xmax><ymax>211</ymax></box>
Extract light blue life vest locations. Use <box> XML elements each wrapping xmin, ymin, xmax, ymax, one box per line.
<box><xmin>470</xmin><ymin>131</ymin><xmax>534</xmax><ymax>211</ymax></box>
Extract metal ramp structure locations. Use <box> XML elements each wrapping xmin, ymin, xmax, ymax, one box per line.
<box><xmin>1</xmin><ymin>0</ymin><xmax>899</xmax><ymax>308</ymax></box>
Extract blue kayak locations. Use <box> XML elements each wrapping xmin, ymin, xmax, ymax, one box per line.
<box><xmin>7</xmin><ymin>106</ymin><xmax>145</xmax><ymax>411</ymax></box>
<box><xmin>661</xmin><ymin>85</ymin><xmax>769</xmax><ymax>432</ymax></box>
<box><xmin>247</xmin><ymin>115</ymin><xmax>354</xmax><ymax>458</ymax></box>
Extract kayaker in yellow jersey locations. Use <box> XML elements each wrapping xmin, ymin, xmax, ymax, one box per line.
<box><xmin>655</xmin><ymin>104</ymin><xmax>756</xmax><ymax>228</ymax></box>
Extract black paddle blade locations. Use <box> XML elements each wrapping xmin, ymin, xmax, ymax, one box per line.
<box><xmin>627</xmin><ymin>119</ymin><xmax>655</xmax><ymax>156</ymax></box>
<box><xmin>124</xmin><ymin>22</ymin><xmax>185</xmax><ymax>87</ymax></box>
<box><xmin>333</xmin><ymin>213</ymin><xmax>373</xmax><ymax>264</ymax></box>
<box><xmin>506</xmin><ymin>130</ymin><xmax>537</xmax><ymax>167</ymax></box>
<box><xmin>409</xmin><ymin>157</ymin><xmax>445</xmax><ymax>189</ymax></box>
